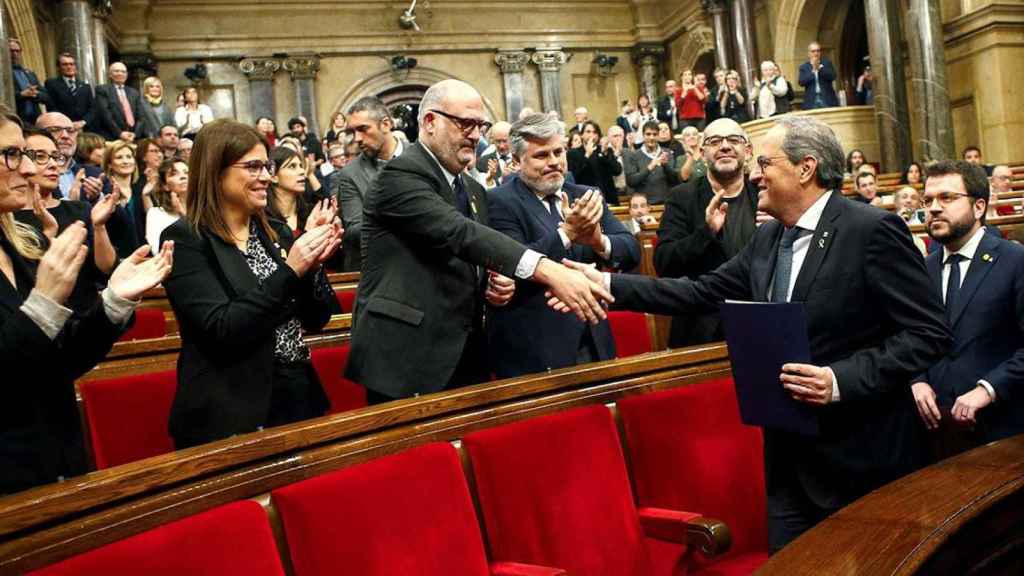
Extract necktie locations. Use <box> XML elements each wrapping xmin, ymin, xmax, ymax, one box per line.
<box><xmin>771</xmin><ymin>227</ymin><xmax>803</xmax><ymax>303</ymax></box>
<box><xmin>67</xmin><ymin>79</ymin><xmax>76</xmax><ymax>94</ymax></box>
<box><xmin>453</xmin><ymin>175</ymin><xmax>470</xmax><ymax>217</ymax></box>
<box><xmin>945</xmin><ymin>253</ymin><xmax>965</xmax><ymax>322</ymax></box>
<box><xmin>544</xmin><ymin>193</ymin><xmax>563</xmax><ymax>225</ymax></box>
<box><xmin>117</xmin><ymin>86</ymin><xmax>135</xmax><ymax>127</ymax></box>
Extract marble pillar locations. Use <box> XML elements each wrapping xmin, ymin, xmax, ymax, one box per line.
<box><xmin>631</xmin><ymin>44</ymin><xmax>665</xmax><ymax>107</ymax></box>
<box><xmin>283</xmin><ymin>54</ymin><xmax>321</xmax><ymax>138</ymax></box>
<box><xmin>730</xmin><ymin>0</ymin><xmax>758</xmax><ymax>119</ymax></box>
<box><xmin>240</xmin><ymin>57</ymin><xmax>281</xmax><ymax>122</ymax></box>
<box><xmin>494</xmin><ymin>50</ymin><xmax>530</xmax><ymax>122</ymax></box>
<box><xmin>531</xmin><ymin>48</ymin><xmax>570</xmax><ymax>116</ymax></box>
<box><xmin>0</xmin><ymin>0</ymin><xmax>14</xmax><ymax>109</ymax></box>
<box><xmin>906</xmin><ymin>0</ymin><xmax>955</xmax><ymax>162</ymax></box>
<box><xmin>703</xmin><ymin>0</ymin><xmax>731</xmax><ymax>71</ymax></box>
<box><xmin>56</xmin><ymin>0</ymin><xmax>98</xmax><ymax>87</ymax></box>
<box><xmin>863</xmin><ymin>0</ymin><xmax>913</xmax><ymax>172</ymax></box>
<box><xmin>92</xmin><ymin>3</ymin><xmax>111</xmax><ymax>87</ymax></box>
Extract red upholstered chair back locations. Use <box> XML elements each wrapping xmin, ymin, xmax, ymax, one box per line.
<box><xmin>29</xmin><ymin>501</ymin><xmax>285</xmax><ymax>575</ymax></box>
<box><xmin>463</xmin><ymin>405</ymin><xmax>654</xmax><ymax>576</ymax></box>
<box><xmin>272</xmin><ymin>442</ymin><xmax>491</xmax><ymax>576</ymax></box>
<box><xmin>334</xmin><ymin>289</ymin><xmax>357</xmax><ymax>313</ymax></box>
<box><xmin>618</xmin><ymin>378</ymin><xmax>768</xmax><ymax>558</ymax></box>
<box><xmin>118</xmin><ymin>308</ymin><xmax>167</xmax><ymax>341</ymax></box>
<box><xmin>79</xmin><ymin>369</ymin><xmax>178</xmax><ymax>469</ymax></box>
<box><xmin>608</xmin><ymin>310</ymin><xmax>653</xmax><ymax>357</ymax></box>
<box><xmin>310</xmin><ymin>344</ymin><xmax>366</xmax><ymax>413</ymax></box>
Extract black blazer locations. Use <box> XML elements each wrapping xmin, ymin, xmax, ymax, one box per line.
<box><xmin>611</xmin><ymin>193</ymin><xmax>952</xmax><ymax>508</ymax></box>
<box><xmin>566</xmin><ymin>147</ymin><xmax>622</xmax><ymax>204</ymax></box>
<box><xmin>0</xmin><ymin>233</ymin><xmax>124</xmax><ymax>494</ymax></box>
<box><xmin>160</xmin><ymin>218</ymin><xmax>332</xmax><ymax>447</ymax></box>
<box><xmin>43</xmin><ymin>76</ymin><xmax>95</xmax><ymax>129</ymax></box>
<box><xmin>346</xmin><ymin>142</ymin><xmax>527</xmax><ymax>398</ymax></box>
<box><xmin>94</xmin><ymin>83</ymin><xmax>145</xmax><ymax>141</ymax></box>
<box><xmin>486</xmin><ymin>180</ymin><xmax>639</xmax><ymax>378</ymax></box>
<box><xmin>798</xmin><ymin>59</ymin><xmax>840</xmax><ymax>109</ymax></box>
<box><xmin>917</xmin><ymin>231</ymin><xmax>1024</xmax><ymax>442</ymax></box>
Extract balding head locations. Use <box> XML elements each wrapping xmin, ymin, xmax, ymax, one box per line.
<box><xmin>108</xmin><ymin>62</ymin><xmax>128</xmax><ymax>85</ymax></box>
<box><xmin>36</xmin><ymin>112</ymin><xmax>78</xmax><ymax>157</ymax></box>
<box><xmin>418</xmin><ymin>79</ymin><xmax>488</xmax><ymax>173</ymax></box>
<box><xmin>701</xmin><ymin>118</ymin><xmax>750</xmax><ymax>183</ymax></box>
<box><xmin>490</xmin><ymin>121</ymin><xmax>512</xmax><ymax>156</ymax></box>
<box><xmin>992</xmin><ymin>164</ymin><xmax>1013</xmax><ymax>194</ymax></box>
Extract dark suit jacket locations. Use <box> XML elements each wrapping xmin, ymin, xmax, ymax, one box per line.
<box><xmin>346</xmin><ymin>142</ymin><xmax>528</xmax><ymax>398</ymax></box>
<box><xmin>486</xmin><ymin>180</ymin><xmax>639</xmax><ymax>378</ymax></box>
<box><xmin>475</xmin><ymin>150</ymin><xmax>513</xmax><ymax>188</ymax></box>
<box><xmin>567</xmin><ymin>147</ymin><xmax>622</xmax><ymax>203</ymax></box>
<box><xmin>333</xmin><ymin>152</ymin><xmax>384</xmax><ymax>272</ymax></box>
<box><xmin>43</xmin><ymin>76</ymin><xmax>95</xmax><ymax>129</ymax></box>
<box><xmin>94</xmin><ymin>83</ymin><xmax>145</xmax><ymax>141</ymax></box>
<box><xmin>624</xmin><ymin>148</ymin><xmax>678</xmax><ymax>204</ymax></box>
<box><xmin>0</xmin><ymin>233</ymin><xmax>123</xmax><ymax>494</ymax></box>
<box><xmin>611</xmin><ymin>193</ymin><xmax>951</xmax><ymax>508</ymax></box>
<box><xmin>656</xmin><ymin>95</ymin><xmax>677</xmax><ymax>129</ymax></box>
<box><xmin>654</xmin><ymin>176</ymin><xmax>759</xmax><ymax>347</ymax></box>
<box><xmin>160</xmin><ymin>219</ymin><xmax>332</xmax><ymax>447</ymax></box>
<box><xmin>917</xmin><ymin>232</ymin><xmax>1024</xmax><ymax>442</ymax></box>
<box><xmin>12</xmin><ymin>65</ymin><xmax>47</xmax><ymax>125</ymax></box>
<box><xmin>798</xmin><ymin>59</ymin><xmax>840</xmax><ymax>109</ymax></box>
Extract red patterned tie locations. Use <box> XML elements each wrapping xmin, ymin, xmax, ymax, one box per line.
<box><xmin>118</xmin><ymin>86</ymin><xmax>135</xmax><ymax>127</ymax></box>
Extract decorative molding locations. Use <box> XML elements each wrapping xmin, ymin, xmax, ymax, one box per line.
<box><xmin>92</xmin><ymin>0</ymin><xmax>113</xmax><ymax>18</ymax></box>
<box><xmin>531</xmin><ymin>48</ymin><xmax>570</xmax><ymax>72</ymax></box>
<box><xmin>282</xmin><ymin>54</ymin><xmax>320</xmax><ymax>80</ymax></box>
<box><xmin>494</xmin><ymin>50</ymin><xmax>530</xmax><ymax>74</ymax></box>
<box><xmin>631</xmin><ymin>42</ymin><xmax>665</xmax><ymax>64</ymax></box>
<box><xmin>701</xmin><ymin>0</ymin><xmax>728</xmax><ymax>15</ymax></box>
<box><xmin>238</xmin><ymin>57</ymin><xmax>281</xmax><ymax>81</ymax></box>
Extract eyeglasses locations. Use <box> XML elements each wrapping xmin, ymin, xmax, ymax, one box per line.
<box><xmin>429</xmin><ymin>109</ymin><xmax>492</xmax><ymax>135</ymax></box>
<box><xmin>43</xmin><ymin>126</ymin><xmax>79</xmax><ymax>137</ymax></box>
<box><xmin>755</xmin><ymin>155</ymin><xmax>789</xmax><ymax>171</ymax></box>
<box><xmin>231</xmin><ymin>160</ymin><xmax>275</xmax><ymax>177</ymax></box>
<box><xmin>703</xmin><ymin>135</ymin><xmax>748</xmax><ymax>149</ymax></box>
<box><xmin>0</xmin><ymin>147</ymin><xmax>26</xmax><ymax>170</ymax></box>
<box><xmin>923</xmin><ymin>192</ymin><xmax>971</xmax><ymax>206</ymax></box>
<box><xmin>24</xmin><ymin>149</ymin><xmax>69</xmax><ymax>167</ymax></box>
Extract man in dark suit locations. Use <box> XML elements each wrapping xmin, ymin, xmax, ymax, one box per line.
<box><xmin>332</xmin><ymin>96</ymin><xmax>404</xmax><ymax>271</ymax></box>
<box><xmin>9</xmin><ymin>38</ymin><xmax>48</xmax><ymax>126</ymax></box>
<box><xmin>656</xmin><ymin>79</ymin><xmax>680</xmax><ymax>134</ymax></box>
<box><xmin>655</xmin><ymin>118</ymin><xmax>762</xmax><ymax>347</ymax></box>
<box><xmin>43</xmin><ymin>53</ymin><xmax>95</xmax><ymax>132</ymax></box>
<box><xmin>94</xmin><ymin>62</ymin><xmax>144</xmax><ymax>141</ymax></box>
<box><xmin>476</xmin><ymin>121</ymin><xmax>516</xmax><ymax>188</ymax></box>
<box><xmin>912</xmin><ymin>160</ymin><xmax>1024</xmax><ymax>459</ymax></box>
<box><xmin>553</xmin><ymin>115</ymin><xmax>951</xmax><ymax>552</ymax></box>
<box><xmin>487</xmin><ymin>113</ymin><xmax>639</xmax><ymax>378</ymax></box>
<box><xmin>346</xmin><ymin>79</ymin><xmax>612</xmax><ymax>404</ymax></box>
<box><xmin>798</xmin><ymin>42</ymin><xmax>839</xmax><ymax>109</ymax></box>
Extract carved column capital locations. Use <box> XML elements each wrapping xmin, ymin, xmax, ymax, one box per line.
<box><xmin>701</xmin><ymin>0</ymin><xmax>729</xmax><ymax>15</ymax></box>
<box><xmin>531</xmin><ymin>48</ymin><xmax>570</xmax><ymax>72</ymax></box>
<box><xmin>282</xmin><ymin>54</ymin><xmax>320</xmax><ymax>80</ymax></box>
<box><xmin>239</xmin><ymin>57</ymin><xmax>281</xmax><ymax>81</ymax></box>
<box><xmin>91</xmin><ymin>0</ymin><xmax>113</xmax><ymax>18</ymax></box>
<box><xmin>631</xmin><ymin>43</ymin><xmax>665</xmax><ymax>65</ymax></box>
<box><xmin>495</xmin><ymin>50</ymin><xmax>530</xmax><ymax>74</ymax></box>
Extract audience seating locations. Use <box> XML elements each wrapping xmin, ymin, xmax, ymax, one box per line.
<box><xmin>608</xmin><ymin>310</ymin><xmax>654</xmax><ymax>358</ymax></box>
<box><xmin>334</xmin><ymin>288</ymin><xmax>356</xmax><ymax>313</ymax></box>
<box><xmin>118</xmin><ymin>308</ymin><xmax>167</xmax><ymax>341</ymax></box>
<box><xmin>463</xmin><ymin>404</ymin><xmax>718</xmax><ymax>576</ymax></box>
<box><xmin>273</xmin><ymin>442</ymin><xmax>564</xmax><ymax>576</ymax></box>
<box><xmin>618</xmin><ymin>378</ymin><xmax>769</xmax><ymax>575</ymax></box>
<box><xmin>28</xmin><ymin>500</ymin><xmax>286</xmax><ymax>575</ymax></box>
<box><xmin>78</xmin><ymin>369</ymin><xmax>178</xmax><ymax>469</ymax></box>
<box><xmin>310</xmin><ymin>344</ymin><xmax>366</xmax><ymax>413</ymax></box>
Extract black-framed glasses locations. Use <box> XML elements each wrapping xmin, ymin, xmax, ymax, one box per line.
<box><xmin>0</xmin><ymin>147</ymin><xmax>26</xmax><ymax>170</ymax></box>
<box><xmin>24</xmin><ymin>149</ymin><xmax>69</xmax><ymax>167</ymax></box>
<box><xmin>756</xmin><ymin>155</ymin><xmax>789</xmax><ymax>171</ymax></box>
<box><xmin>922</xmin><ymin>192</ymin><xmax>971</xmax><ymax>207</ymax></box>
<box><xmin>703</xmin><ymin>135</ymin><xmax>748</xmax><ymax>149</ymax></box>
<box><xmin>429</xmin><ymin>109</ymin><xmax>492</xmax><ymax>135</ymax></box>
<box><xmin>43</xmin><ymin>126</ymin><xmax>79</xmax><ymax>137</ymax></box>
<box><xmin>231</xmin><ymin>160</ymin><xmax>275</xmax><ymax>177</ymax></box>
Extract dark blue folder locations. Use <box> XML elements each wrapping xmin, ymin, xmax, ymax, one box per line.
<box><xmin>719</xmin><ymin>301</ymin><xmax>820</xmax><ymax>436</ymax></box>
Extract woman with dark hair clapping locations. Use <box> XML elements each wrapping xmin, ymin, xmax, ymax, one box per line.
<box><xmin>265</xmin><ymin>146</ymin><xmax>338</xmax><ymax>237</ymax></box>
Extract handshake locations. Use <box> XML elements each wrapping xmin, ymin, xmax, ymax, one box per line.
<box><xmin>485</xmin><ymin>258</ymin><xmax>612</xmax><ymax>325</ymax></box>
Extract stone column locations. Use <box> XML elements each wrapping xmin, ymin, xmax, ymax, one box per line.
<box><xmin>283</xmin><ymin>54</ymin><xmax>321</xmax><ymax>138</ymax></box>
<box><xmin>863</xmin><ymin>0</ymin><xmax>913</xmax><ymax>171</ymax></box>
<box><xmin>905</xmin><ymin>0</ymin><xmax>955</xmax><ymax>162</ymax></box>
<box><xmin>122</xmin><ymin>53</ymin><xmax>157</xmax><ymax>91</ymax></box>
<box><xmin>730</xmin><ymin>0</ymin><xmax>758</xmax><ymax>119</ymax></box>
<box><xmin>92</xmin><ymin>1</ymin><xmax>111</xmax><ymax>86</ymax></box>
<box><xmin>631</xmin><ymin>44</ymin><xmax>665</xmax><ymax>106</ymax></box>
<box><xmin>0</xmin><ymin>0</ymin><xmax>14</xmax><ymax>109</ymax></box>
<box><xmin>240</xmin><ymin>57</ymin><xmax>281</xmax><ymax>122</ymax></box>
<box><xmin>702</xmin><ymin>0</ymin><xmax>731</xmax><ymax>71</ymax></box>
<box><xmin>531</xmin><ymin>48</ymin><xmax>570</xmax><ymax>116</ymax></box>
<box><xmin>494</xmin><ymin>50</ymin><xmax>530</xmax><ymax>122</ymax></box>
<box><xmin>56</xmin><ymin>0</ymin><xmax>98</xmax><ymax>87</ymax></box>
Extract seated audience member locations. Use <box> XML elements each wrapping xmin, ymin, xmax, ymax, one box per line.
<box><xmin>894</xmin><ymin>186</ymin><xmax>924</xmax><ymax>224</ymax></box>
<box><xmin>0</xmin><ymin>106</ymin><xmax>172</xmax><ymax>494</ymax></box>
<box><xmin>990</xmin><ymin>164</ymin><xmax>1012</xmax><ymax>197</ymax></box>
<box><xmin>256</xmin><ymin>116</ymin><xmax>278</xmax><ymax>149</ymax></box>
<box><xmin>750</xmin><ymin>60</ymin><xmax>791</xmax><ymax>119</ymax></box>
<box><xmin>476</xmin><ymin>121</ymin><xmax>516</xmax><ymax>188</ymax></box>
<box><xmin>719</xmin><ymin>70</ymin><xmax>750</xmax><ymax>123</ymax></box>
<box><xmin>853</xmin><ymin>171</ymin><xmax>880</xmax><ymax>205</ymax></box>
<box><xmin>625</xmin><ymin>192</ymin><xmax>657</xmax><ymax>234</ymax></box>
<box><xmin>157</xmin><ymin>124</ymin><xmax>180</xmax><ymax>160</ymax></box>
<box><xmin>42</xmin><ymin>53</ymin><xmax>94</xmax><ymax>132</ymax></box>
<box><xmin>139</xmin><ymin>76</ymin><xmax>175</xmax><ymax>139</ymax></box>
<box><xmin>568</xmin><ymin>131</ymin><xmax>583</xmax><ymax>150</ymax></box>
<box><xmin>486</xmin><ymin>113</ymin><xmax>639</xmax><ymax>378</ymax></box>
<box><xmin>319</xmin><ymin>143</ymin><xmax>348</xmax><ymax>191</ymax></box>
<box><xmin>677</xmin><ymin>125</ymin><xmax>706</xmax><ymax>182</ymax></box>
<box><xmin>858</xmin><ymin>163</ymin><xmax>877</xmax><ymax>176</ymax></box>
<box><xmin>175</xmin><ymin>86</ymin><xmax>214</xmax><ymax>138</ymax></box>
<box><xmin>962</xmin><ymin>145</ymin><xmax>993</xmax><ymax>176</ymax></box>
<box><xmin>102</xmin><ymin>140</ymin><xmax>144</xmax><ymax>257</ymax></box>
<box><xmin>656</xmin><ymin>121</ymin><xmax>685</xmax><ymax>159</ymax></box>
<box><xmin>845</xmin><ymin>148</ymin><xmax>866</xmax><ymax>179</ymax></box>
<box><xmin>913</xmin><ymin>160</ymin><xmax>1024</xmax><ymax>460</ymax></box>
<box><xmin>624</xmin><ymin>120</ymin><xmax>678</xmax><ymax>204</ymax></box>
<box><xmin>36</xmin><ymin>112</ymin><xmax>84</xmax><ymax>199</ymax></box>
<box><xmin>676</xmin><ymin>70</ymin><xmax>708</xmax><ymax>130</ymax></box>
<box><xmin>324</xmin><ymin>111</ymin><xmax>347</xmax><ymax>147</ymax></box>
<box><xmin>160</xmin><ymin>119</ymin><xmax>341</xmax><ymax>449</ymax></box>
<box><xmin>266</xmin><ymin>146</ymin><xmax>338</xmax><ymax>237</ymax></box>
<box><xmin>176</xmin><ymin>136</ymin><xmax>193</xmax><ymax>160</ymax></box>
<box><xmin>630</xmin><ymin>94</ymin><xmax>657</xmax><ymax>149</ymax></box>
<box><xmin>76</xmin><ymin>131</ymin><xmax>106</xmax><ymax>168</ymax></box>
<box><xmin>567</xmin><ymin>120</ymin><xmax>621</xmax><ymax>203</ymax></box>
<box><xmin>605</xmin><ymin>125</ymin><xmax>629</xmax><ymax>202</ymax></box>
<box><xmin>145</xmin><ymin>158</ymin><xmax>189</xmax><ymax>253</ymax></box>
<box><xmin>900</xmin><ymin>161</ymin><xmax>923</xmax><ymax>186</ymax></box>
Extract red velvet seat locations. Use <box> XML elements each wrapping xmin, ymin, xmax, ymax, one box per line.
<box><xmin>334</xmin><ymin>289</ymin><xmax>356</xmax><ymax>313</ymax></box>
<box><xmin>118</xmin><ymin>308</ymin><xmax>167</xmax><ymax>341</ymax></box>
<box><xmin>79</xmin><ymin>369</ymin><xmax>178</xmax><ymax>469</ymax></box>
<box><xmin>310</xmin><ymin>344</ymin><xmax>366</xmax><ymax>413</ymax></box>
<box><xmin>29</xmin><ymin>500</ymin><xmax>285</xmax><ymax>575</ymax></box>
<box><xmin>272</xmin><ymin>442</ymin><xmax>563</xmax><ymax>576</ymax></box>
<box><xmin>463</xmin><ymin>405</ymin><xmax>700</xmax><ymax>576</ymax></box>
<box><xmin>618</xmin><ymin>378</ymin><xmax>769</xmax><ymax>575</ymax></box>
<box><xmin>608</xmin><ymin>310</ymin><xmax>653</xmax><ymax>357</ymax></box>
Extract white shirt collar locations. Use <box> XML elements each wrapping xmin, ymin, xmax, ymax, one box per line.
<box><xmin>942</xmin><ymin>225</ymin><xmax>986</xmax><ymax>263</ymax></box>
<box><xmin>794</xmin><ymin>191</ymin><xmax>832</xmax><ymax>232</ymax></box>
<box><xmin>419</xmin><ymin>141</ymin><xmax>458</xmax><ymax>189</ymax></box>
<box><xmin>391</xmin><ymin>135</ymin><xmax>404</xmax><ymax>159</ymax></box>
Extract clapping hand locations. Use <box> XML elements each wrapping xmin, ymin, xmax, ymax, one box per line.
<box><xmin>501</xmin><ymin>159</ymin><xmax>519</xmax><ymax>177</ymax></box>
<box><xmin>108</xmin><ymin>241</ymin><xmax>174</xmax><ymax>301</ymax></box>
<box><xmin>34</xmin><ymin>222</ymin><xmax>89</xmax><ymax>305</ymax></box>
<box><xmin>285</xmin><ymin>223</ymin><xmax>342</xmax><ymax>277</ymax></box>
<box><xmin>485</xmin><ymin>272</ymin><xmax>515</xmax><ymax>307</ymax></box>
<box><xmin>31</xmin><ymin>184</ymin><xmax>59</xmax><ymax>240</ymax></box>
<box><xmin>91</xmin><ymin>189</ymin><xmax>119</xmax><ymax>227</ymax></box>
<box><xmin>583</xmin><ymin>137</ymin><xmax>597</xmax><ymax>158</ymax></box>
<box><xmin>705</xmin><ymin>190</ymin><xmax>729</xmax><ymax>235</ymax></box>
<box><xmin>304</xmin><ymin>197</ymin><xmax>339</xmax><ymax>231</ymax></box>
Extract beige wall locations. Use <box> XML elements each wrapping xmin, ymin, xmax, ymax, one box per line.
<box><xmin>745</xmin><ymin>105</ymin><xmax>879</xmax><ymax>163</ymax></box>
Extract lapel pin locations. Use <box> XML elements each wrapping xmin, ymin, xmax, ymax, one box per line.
<box><xmin>280</xmin><ymin>247</ymin><xmax>287</xmax><ymax>258</ymax></box>
<box><xmin>822</xmin><ymin>231</ymin><xmax>829</xmax><ymax>238</ymax></box>
<box><xmin>818</xmin><ymin>238</ymin><xmax>825</xmax><ymax>249</ymax></box>
<box><xmin>982</xmin><ymin>253</ymin><xmax>992</xmax><ymax>262</ymax></box>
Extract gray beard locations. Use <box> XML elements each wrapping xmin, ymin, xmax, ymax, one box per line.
<box><xmin>521</xmin><ymin>172</ymin><xmax>564</xmax><ymax>196</ymax></box>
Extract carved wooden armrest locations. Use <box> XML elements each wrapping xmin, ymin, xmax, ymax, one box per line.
<box><xmin>637</xmin><ymin>507</ymin><xmax>732</xmax><ymax>558</ymax></box>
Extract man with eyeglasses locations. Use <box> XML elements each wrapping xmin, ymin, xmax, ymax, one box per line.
<box><xmin>654</xmin><ymin>118</ymin><xmax>763</xmax><ymax>347</ymax></box>
<box><xmin>910</xmin><ymin>160</ymin><xmax>1024</xmax><ymax>460</ymax></box>
<box><xmin>43</xmin><ymin>53</ymin><xmax>95</xmax><ymax>132</ymax></box>
<box><xmin>798</xmin><ymin>42</ymin><xmax>839</xmax><ymax>110</ymax></box>
<box><xmin>550</xmin><ymin>115</ymin><xmax>950</xmax><ymax>553</ymax></box>
<box><xmin>37</xmin><ymin>112</ymin><xmax>102</xmax><ymax>201</ymax></box>
<box><xmin>348</xmin><ymin>79</ymin><xmax>612</xmax><ymax>404</ymax></box>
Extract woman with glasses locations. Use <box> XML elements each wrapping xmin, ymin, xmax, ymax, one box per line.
<box><xmin>0</xmin><ymin>107</ymin><xmax>173</xmax><ymax>494</ymax></box>
<box><xmin>161</xmin><ymin>119</ymin><xmax>342</xmax><ymax>449</ymax></box>
<box><xmin>719</xmin><ymin>70</ymin><xmax>750</xmax><ymax>124</ymax></box>
<box><xmin>145</xmin><ymin>157</ymin><xmax>189</xmax><ymax>254</ymax></box>
<box><xmin>130</xmin><ymin>138</ymin><xmax>164</xmax><ymax>241</ymax></box>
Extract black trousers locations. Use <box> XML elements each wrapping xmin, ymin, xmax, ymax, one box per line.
<box><xmin>365</xmin><ymin>329</ymin><xmax>490</xmax><ymax>406</ymax></box>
